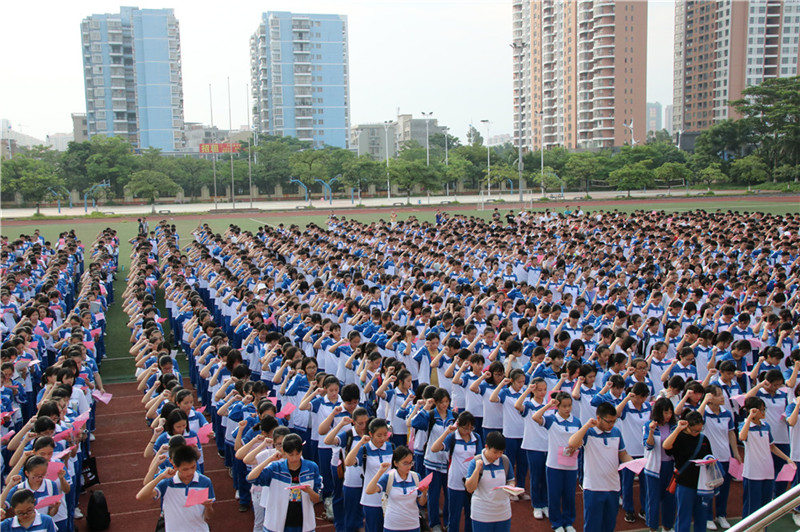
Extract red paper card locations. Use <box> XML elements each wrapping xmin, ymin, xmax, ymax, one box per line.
<box><xmin>414</xmin><ymin>472</ymin><xmax>433</xmax><ymax>491</ymax></box>
<box><xmin>1</xmin><ymin>430</ymin><xmax>15</xmax><ymax>443</ymax></box>
<box><xmin>53</xmin><ymin>429</ymin><xmax>74</xmax><ymax>442</ymax></box>
<box><xmin>90</xmin><ymin>328</ymin><xmax>101</xmax><ymax>338</ymax></box>
<box><xmin>276</xmin><ymin>402</ymin><xmax>296</xmax><ymax>419</ymax></box>
<box><xmin>45</xmin><ymin>461</ymin><xmax>64</xmax><ymax>480</ymax></box>
<box><xmin>83</xmin><ymin>341</ymin><xmax>95</xmax><ymax>350</ymax></box>
<box><xmin>35</xmin><ymin>493</ymin><xmax>64</xmax><ymax>510</ymax></box>
<box><xmin>195</xmin><ymin>406</ymin><xmax>206</xmax><ymax>414</ymax></box>
<box><xmin>197</xmin><ymin>423</ymin><xmax>214</xmax><ymax>444</ymax></box>
<box><xmin>185</xmin><ymin>437</ymin><xmax>199</xmax><ymax>446</ymax></box>
<box><xmin>184</xmin><ymin>487</ymin><xmax>209</xmax><ymax>507</ymax></box>
<box><xmin>157</xmin><ymin>317</ymin><xmax>167</xmax><ymax>324</ymax></box>
<box><xmin>42</xmin><ymin>317</ymin><xmax>53</xmax><ymax>326</ymax></box>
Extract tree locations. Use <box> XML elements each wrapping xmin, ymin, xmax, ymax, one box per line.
<box><xmin>773</xmin><ymin>164</ymin><xmax>800</xmax><ymax>183</ymax></box>
<box><xmin>696</xmin><ymin>163</ymin><xmax>728</xmax><ymax>191</ymax></box>
<box><xmin>646</xmin><ymin>129</ymin><xmax>673</xmax><ymax>144</ymax></box>
<box><xmin>85</xmin><ymin>135</ymin><xmax>136</xmax><ymax>197</ymax></box>
<box><xmin>564</xmin><ymin>152</ymin><xmax>602</xmax><ymax>194</ymax></box>
<box><xmin>654</xmin><ymin>162</ymin><xmax>693</xmax><ymax>194</ymax></box>
<box><xmin>289</xmin><ymin>149</ymin><xmax>331</xmax><ymax>188</ymax></box>
<box><xmin>172</xmin><ymin>157</ymin><xmax>213</xmax><ymax>198</ymax></box>
<box><xmin>60</xmin><ymin>140</ymin><xmax>95</xmax><ymax>193</ymax></box>
<box><xmin>485</xmin><ymin>162</ymin><xmax>517</xmax><ymax>188</ymax></box>
<box><xmin>732</xmin><ymin>76</ymin><xmax>800</xmax><ymax>169</ymax></box>
<box><xmin>466</xmin><ymin>125</ymin><xmax>483</xmax><ymax>147</ymax></box>
<box><xmin>388</xmin><ymin>159</ymin><xmax>441</xmax><ymax>203</ymax></box>
<box><xmin>608</xmin><ymin>162</ymin><xmax>654</xmax><ymax>197</ymax></box>
<box><xmin>693</xmin><ymin>119</ymin><xmax>754</xmax><ymax>170</ymax></box>
<box><xmin>443</xmin><ymin>155</ymin><xmax>472</xmax><ymax>193</ymax></box>
<box><xmin>340</xmin><ymin>154</ymin><xmax>382</xmax><ymax>199</ymax></box>
<box><xmin>534</xmin><ymin>166</ymin><xmax>562</xmax><ymax>193</ymax></box>
<box><xmin>0</xmin><ymin>154</ymin><xmax>66</xmax><ymax>213</ymax></box>
<box><xmin>729</xmin><ymin>155</ymin><xmax>769</xmax><ymax>188</ymax></box>
<box><xmin>126</xmin><ymin>170</ymin><xmax>180</xmax><ymax>212</ymax></box>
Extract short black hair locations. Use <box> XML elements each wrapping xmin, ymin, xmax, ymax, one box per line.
<box><xmin>485</xmin><ymin>431</ymin><xmax>506</xmax><ymax>451</ymax></box>
<box><xmin>171</xmin><ymin>444</ymin><xmax>199</xmax><ymax>467</ymax></box>
<box><xmin>282</xmin><ymin>433</ymin><xmax>303</xmax><ymax>454</ymax></box>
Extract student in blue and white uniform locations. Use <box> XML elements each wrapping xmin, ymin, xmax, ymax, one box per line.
<box><xmin>1</xmin><ymin>489</ymin><xmax>57</xmax><ymax>532</ymax></box>
<box><xmin>489</xmin><ymin>368</ymin><xmax>528</xmax><ymax>500</ymax></box>
<box><xmin>365</xmin><ymin>446</ymin><xmax>429</xmax><ymax>532</ymax></box>
<box><xmin>532</xmin><ymin>392</ymin><xmax>581</xmax><ymax>532</ymax></box>
<box><xmin>353</xmin><ymin>419</ymin><xmax>394</xmax><ymax>532</ymax></box>
<box><xmin>515</xmin><ymin>377</ymin><xmax>550</xmax><ymax>519</ymax></box>
<box><xmin>616</xmin><ymin>382</ymin><xmax>652</xmax><ymax>523</ymax></box>
<box><xmin>464</xmin><ymin>432</ymin><xmax>516</xmax><ymax>532</ymax></box>
<box><xmin>643</xmin><ymin>398</ymin><xmax>677</xmax><ymax>532</ymax></box>
<box><xmin>567</xmin><ymin>401</ymin><xmax>634</xmax><ymax>532</ymax></box>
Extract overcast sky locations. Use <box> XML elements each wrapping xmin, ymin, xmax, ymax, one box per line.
<box><xmin>1</xmin><ymin>0</ymin><xmax>675</xmax><ymax>143</ymax></box>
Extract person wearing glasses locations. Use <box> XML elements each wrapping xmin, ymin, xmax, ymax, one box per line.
<box><xmin>567</xmin><ymin>401</ymin><xmax>634</xmax><ymax>532</ymax></box>
<box><xmin>662</xmin><ymin>411</ymin><xmax>713</xmax><ymax>532</ymax></box>
<box><xmin>0</xmin><ymin>489</ymin><xmax>56</xmax><ymax>532</ymax></box>
<box><xmin>365</xmin><ymin>446</ymin><xmax>429</xmax><ymax>532</ymax></box>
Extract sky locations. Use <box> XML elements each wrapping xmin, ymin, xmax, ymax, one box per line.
<box><xmin>1</xmin><ymin>0</ymin><xmax>675</xmax><ymax>143</ymax></box>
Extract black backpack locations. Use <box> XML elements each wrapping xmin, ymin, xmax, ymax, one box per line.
<box><xmin>87</xmin><ymin>490</ymin><xmax>111</xmax><ymax>531</ymax></box>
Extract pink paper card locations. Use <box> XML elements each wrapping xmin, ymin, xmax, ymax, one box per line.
<box><xmin>777</xmin><ymin>463</ymin><xmax>797</xmax><ymax>482</ymax></box>
<box><xmin>184</xmin><ymin>487</ymin><xmax>209</xmax><ymax>507</ymax></box>
<box><xmin>195</xmin><ymin>406</ymin><xmax>206</xmax><ymax>414</ymax></box>
<box><xmin>618</xmin><ymin>457</ymin><xmax>647</xmax><ymax>475</ymax></box>
<box><xmin>53</xmin><ymin>429</ymin><xmax>74</xmax><ymax>442</ymax></box>
<box><xmin>147</xmin><ymin>258</ymin><xmax>157</xmax><ymax>265</ymax></box>
<box><xmin>45</xmin><ymin>461</ymin><xmax>64</xmax><ymax>480</ymax></box>
<box><xmin>749</xmin><ymin>339</ymin><xmax>762</xmax><ymax>350</ymax></box>
<box><xmin>198</xmin><ymin>423</ymin><xmax>214</xmax><ymax>444</ymax></box>
<box><xmin>185</xmin><ymin>437</ymin><xmax>198</xmax><ymax>446</ymax></box>
<box><xmin>557</xmin><ymin>447</ymin><xmax>578</xmax><ymax>467</ymax></box>
<box><xmin>95</xmin><ymin>312</ymin><xmax>105</xmax><ymax>321</ymax></box>
<box><xmin>276</xmin><ymin>402</ymin><xmax>296</xmax><ymax>419</ymax></box>
<box><xmin>728</xmin><ymin>458</ymin><xmax>743</xmax><ymax>480</ymax></box>
<box><xmin>285</xmin><ymin>484</ymin><xmax>311</xmax><ymax>491</ymax></box>
<box><xmin>157</xmin><ymin>317</ymin><xmax>167</xmax><ymax>324</ymax></box>
<box><xmin>52</xmin><ymin>446</ymin><xmax>76</xmax><ymax>461</ymax></box>
<box><xmin>730</xmin><ymin>394</ymin><xmax>746</xmax><ymax>408</ymax></box>
<box><xmin>35</xmin><ymin>493</ymin><xmax>64</xmax><ymax>510</ymax></box>
<box><xmin>42</xmin><ymin>318</ymin><xmax>53</xmax><ymax>326</ymax></box>
<box><xmin>266</xmin><ymin>397</ymin><xmax>278</xmax><ymax>406</ymax></box>
<box><xmin>92</xmin><ymin>390</ymin><xmax>113</xmax><ymax>404</ymax></box>
<box><xmin>90</xmin><ymin>328</ymin><xmax>101</xmax><ymax>338</ymax></box>
<box><xmin>34</xmin><ymin>327</ymin><xmax>46</xmax><ymax>336</ymax></box>
<box><xmin>414</xmin><ymin>472</ymin><xmax>433</xmax><ymax>491</ymax></box>
<box><xmin>1</xmin><ymin>430</ymin><xmax>15</xmax><ymax>443</ymax></box>
<box><xmin>83</xmin><ymin>341</ymin><xmax>95</xmax><ymax>350</ymax></box>
<box><xmin>28</xmin><ymin>341</ymin><xmax>38</xmax><ymax>349</ymax></box>
<box><xmin>49</xmin><ymin>306</ymin><xmax>61</xmax><ymax>312</ymax></box>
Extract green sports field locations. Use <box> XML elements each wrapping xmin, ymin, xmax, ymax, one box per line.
<box><xmin>2</xmin><ymin>195</ymin><xmax>797</xmax><ymax>383</ymax></box>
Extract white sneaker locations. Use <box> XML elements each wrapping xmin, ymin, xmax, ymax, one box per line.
<box><xmin>509</xmin><ymin>494</ymin><xmax>519</xmax><ymax>502</ymax></box>
<box><xmin>89</xmin><ymin>433</ymin><xmax>96</xmax><ymax>441</ymax></box>
<box><xmin>431</xmin><ymin>526</ymin><xmax>442</xmax><ymax>532</ymax></box>
<box><xmin>324</xmin><ymin>497</ymin><xmax>334</xmax><ymax>520</ymax></box>
<box><xmin>234</xmin><ymin>490</ymin><xmax>239</xmax><ymax>500</ymax></box>
<box><xmin>74</xmin><ymin>508</ymin><xmax>84</xmax><ymax>519</ymax></box>
<box><xmin>663</xmin><ymin>529</ymin><xmax>675</xmax><ymax>532</ymax></box>
<box><xmin>565</xmin><ymin>527</ymin><xmax>577</xmax><ymax>532</ymax></box>
<box><xmin>792</xmin><ymin>514</ymin><xmax>800</xmax><ymax>527</ymax></box>
<box><xmin>716</xmin><ymin>517</ymin><xmax>731</xmax><ymax>529</ymax></box>
<box><xmin>554</xmin><ymin>527</ymin><xmax>565</xmax><ymax>532</ymax></box>
<box><xmin>706</xmin><ymin>520</ymin><xmax>718</xmax><ymax>530</ymax></box>
<box><xmin>521</xmin><ymin>492</ymin><xmax>531</xmax><ymax>501</ymax></box>
<box><xmin>543</xmin><ymin>507</ymin><xmax>549</xmax><ymax>518</ymax></box>
<box><xmin>533</xmin><ymin>508</ymin><xmax>543</xmax><ymax>519</ymax></box>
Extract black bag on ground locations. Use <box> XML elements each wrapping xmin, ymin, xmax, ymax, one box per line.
<box><xmin>82</xmin><ymin>456</ymin><xmax>101</xmax><ymax>489</ymax></box>
<box><xmin>87</xmin><ymin>490</ymin><xmax>111</xmax><ymax>531</ymax></box>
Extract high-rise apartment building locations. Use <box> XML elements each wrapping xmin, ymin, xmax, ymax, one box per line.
<box><xmin>647</xmin><ymin>102</ymin><xmax>663</xmax><ymax>132</ymax></box>
<box><xmin>673</xmin><ymin>0</ymin><xmax>800</xmax><ymax>136</ymax></box>
<box><xmin>513</xmin><ymin>0</ymin><xmax>647</xmax><ymax>150</ymax></box>
<box><xmin>80</xmin><ymin>7</ymin><xmax>184</xmax><ymax>151</ymax></box>
<box><xmin>72</xmin><ymin>113</ymin><xmax>88</xmax><ymax>142</ymax></box>
<box><xmin>664</xmin><ymin>104</ymin><xmax>674</xmax><ymax>136</ymax></box>
<box><xmin>250</xmin><ymin>12</ymin><xmax>350</xmax><ymax>149</ymax></box>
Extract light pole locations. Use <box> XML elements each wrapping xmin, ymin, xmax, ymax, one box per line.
<box><xmin>209</xmin><ymin>84</ymin><xmax>218</xmax><ymax>210</ymax></box>
<box><xmin>383</xmin><ymin>120</ymin><xmax>394</xmax><ymax>200</ymax></box>
<box><xmin>511</xmin><ymin>41</ymin><xmax>528</xmax><ymax>203</ymax></box>
<box><xmin>539</xmin><ymin>111</ymin><xmax>545</xmax><ymax>197</ymax></box>
<box><xmin>481</xmin><ymin>119</ymin><xmax>491</xmax><ymax>197</ymax></box>
<box><xmin>421</xmin><ymin>112</ymin><xmax>433</xmax><ymax>166</ymax></box>
<box><xmin>442</xmin><ymin>126</ymin><xmax>450</xmax><ymax>197</ymax></box>
<box><xmin>245</xmin><ymin>83</ymin><xmax>253</xmax><ymax>208</ymax></box>
<box><xmin>227</xmin><ymin>77</ymin><xmax>235</xmax><ymax>209</ymax></box>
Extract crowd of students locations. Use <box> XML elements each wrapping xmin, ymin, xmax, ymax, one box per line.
<box><xmin>1</xmin><ymin>228</ymin><xmax>117</xmax><ymax>532</ymax></box>
<box><xmin>30</xmin><ymin>205</ymin><xmax>800</xmax><ymax>532</ymax></box>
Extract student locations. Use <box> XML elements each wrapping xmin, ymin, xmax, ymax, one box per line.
<box><xmin>464</xmin><ymin>432</ymin><xmax>515</xmax><ymax>532</ymax></box>
<box><xmin>247</xmin><ymin>433</ymin><xmax>322</xmax><ymax>532</ymax></box>
<box><xmin>136</xmin><ymin>445</ymin><xmax>215</xmax><ymax>532</ymax></box>
<box><xmin>746</xmin><ymin>369</ymin><xmax>791</xmax><ymax>494</ymax></box>
<box><xmin>616</xmin><ymin>382</ymin><xmax>652</xmax><ymax>523</ymax></box>
<box><xmin>376</xmin><ymin>369</ymin><xmax>414</xmax><ymax>449</ymax></box>
<box><xmin>533</xmin><ymin>392</ymin><xmax>581</xmax><ymax>532</ymax></box>
<box><xmin>662</xmin><ymin>411</ymin><xmax>714</xmax><ymax>532</ymax></box>
<box><xmin>323</xmin><ymin>408</ymin><xmax>370</xmax><ymax>532</ymax></box>
<box><xmin>567</xmin><ymin>401</ymin><xmax>633</xmax><ymax>532</ymax></box>
<box><xmin>515</xmin><ymin>377</ymin><xmax>550</xmax><ymax>519</ymax></box>
<box><xmin>643</xmin><ymin>397</ymin><xmax>677</xmax><ymax>532</ymax></box>
<box><xmin>2</xmin><ymin>456</ymin><xmax>67</xmax><ymax>532</ymax></box>
<box><xmin>365</xmin><ymin>446</ymin><xmax>429</xmax><ymax>532</ymax></box>
<box><xmin>352</xmin><ymin>418</ymin><xmax>394</xmax><ymax>532</ymax></box>
<box><xmin>489</xmin><ymin>368</ymin><xmax>528</xmax><ymax>500</ymax></box>
<box><xmin>1</xmin><ymin>489</ymin><xmax>57</xmax><ymax>532</ymax></box>
<box><xmin>698</xmin><ymin>385</ymin><xmax>740</xmax><ymax>530</ymax></box>
<box><xmin>739</xmin><ymin>396</ymin><xmax>794</xmax><ymax>518</ymax></box>
<box><xmin>430</xmin><ymin>411</ymin><xmax>483</xmax><ymax>532</ymax></box>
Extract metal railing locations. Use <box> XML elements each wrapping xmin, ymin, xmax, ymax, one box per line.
<box><xmin>729</xmin><ymin>482</ymin><xmax>800</xmax><ymax>532</ymax></box>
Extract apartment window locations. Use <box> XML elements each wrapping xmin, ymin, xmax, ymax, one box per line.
<box><xmin>90</xmin><ymin>31</ymin><xmax>101</xmax><ymax>41</ymax></box>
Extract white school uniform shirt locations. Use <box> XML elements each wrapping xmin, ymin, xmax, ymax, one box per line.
<box><xmin>521</xmin><ymin>399</ymin><xmax>550</xmax><ymax>452</ymax></box>
<box><xmin>582</xmin><ymin>426</ymin><xmax>625</xmax><ymax>492</ymax></box>
<box><xmin>498</xmin><ymin>387</ymin><xmax>525</xmax><ymax>439</ymax></box>
<box><xmin>359</xmin><ymin>441</ymin><xmax>395</xmax><ymax>508</ymax></box>
<box><xmin>786</xmin><ymin>401</ymin><xmax>800</xmax><ymax>461</ymax></box>
<box><xmin>481</xmin><ymin>383</ymin><xmax>503</xmax><ymax>431</ymax></box>
<box><xmin>618</xmin><ymin>401</ymin><xmax>652</xmax><ymax>458</ymax></box>
<box><xmin>377</xmin><ymin>470</ymin><xmax>422</xmax><ymax>531</ymax></box>
<box><xmin>574</xmin><ymin>384</ymin><xmax>600</xmax><ymax>423</ymax></box>
<box><xmin>543</xmin><ymin>412</ymin><xmax>582</xmax><ymax>470</ymax></box>
<box><xmin>703</xmin><ymin>407</ymin><xmax>734</xmax><ymax>462</ymax></box>
<box><xmin>465</xmin><ymin>449</ymin><xmax>514</xmax><ymax>523</ymax></box>
<box><xmin>255</xmin><ymin>447</ymin><xmax>276</xmax><ymax>508</ymax></box>
<box><xmin>384</xmin><ymin>388</ymin><xmax>411</xmax><ymax>436</ymax></box>
<box><xmin>742</xmin><ymin>421</ymin><xmax>776</xmax><ymax>481</ymax></box>
<box><xmin>153</xmin><ymin>471</ymin><xmax>215</xmax><ymax>532</ymax></box>
<box><xmin>443</xmin><ymin>431</ymin><xmax>482</xmax><ymax>491</ymax></box>
<box><xmin>757</xmin><ymin>388</ymin><xmax>790</xmax><ymax>445</ymax></box>
<box><xmin>254</xmin><ymin>459</ymin><xmax>322</xmax><ymax>532</ymax></box>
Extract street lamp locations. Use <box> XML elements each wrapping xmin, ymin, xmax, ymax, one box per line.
<box><xmin>383</xmin><ymin>120</ymin><xmax>394</xmax><ymax>200</ymax></box>
<box><xmin>511</xmin><ymin>41</ymin><xmax>528</xmax><ymax>203</ymax></box>
<box><xmin>442</xmin><ymin>126</ymin><xmax>450</xmax><ymax>197</ymax></box>
<box><xmin>421</xmin><ymin>112</ymin><xmax>433</xmax><ymax>166</ymax></box>
<box><xmin>481</xmin><ymin>119</ymin><xmax>491</xmax><ymax>197</ymax></box>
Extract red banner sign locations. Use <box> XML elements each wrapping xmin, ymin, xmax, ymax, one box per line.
<box><xmin>200</xmin><ymin>143</ymin><xmax>241</xmax><ymax>154</ymax></box>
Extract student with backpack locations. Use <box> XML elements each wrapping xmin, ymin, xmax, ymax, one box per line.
<box><xmin>324</xmin><ymin>407</ymin><xmax>370</xmax><ymax>532</ymax></box>
<box><xmin>351</xmin><ymin>418</ymin><xmax>394</xmax><ymax>532</ymax></box>
<box><xmin>430</xmin><ymin>411</ymin><xmax>482</xmax><ymax>532</ymax></box>
<box><xmin>365</xmin><ymin>446</ymin><xmax>428</xmax><ymax>532</ymax></box>
<box><xmin>464</xmin><ymin>431</ymin><xmax>515</xmax><ymax>532</ymax></box>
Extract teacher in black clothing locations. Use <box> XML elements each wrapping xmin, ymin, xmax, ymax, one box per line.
<box><xmin>662</xmin><ymin>411</ymin><xmax>714</xmax><ymax>532</ymax></box>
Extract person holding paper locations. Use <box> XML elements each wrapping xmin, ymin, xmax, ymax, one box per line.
<box><xmin>567</xmin><ymin>401</ymin><xmax>633</xmax><ymax>532</ymax></box>
<box><xmin>698</xmin><ymin>385</ymin><xmax>740</xmax><ymax>530</ymax></box>
<box><xmin>786</xmin><ymin>385</ymin><xmax>800</xmax><ymax>527</ymax></box>
<box><xmin>516</xmin><ymin>376</ymin><xmax>550</xmax><ymax>520</ymax></box>
<box><xmin>738</xmin><ymin>396</ymin><xmax>794</xmax><ymax>519</ymax></box>
<box><xmin>464</xmin><ymin>431</ymin><xmax>515</xmax><ymax>532</ymax></box>
<box><xmin>616</xmin><ymin>382</ymin><xmax>652</xmax><ymax>524</ymax></box>
<box><xmin>663</xmin><ymin>411</ymin><xmax>714</xmax><ymax>532</ymax></box>
<box><xmin>365</xmin><ymin>446</ymin><xmax>427</xmax><ymax>532</ymax></box>
<box><xmin>745</xmin><ymin>368</ymin><xmax>791</xmax><ymax>495</ymax></box>
<box><xmin>532</xmin><ymin>392</ymin><xmax>581</xmax><ymax>532</ymax></box>
<box><xmin>1</xmin><ymin>456</ymin><xmax>66</xmax><ymax>531</ymax></box>
<box><xmin>0</xmin><ymin>488</ymin><xmax>57</xmax><ymax>532</ymax></box>
<box><xmin>136</xmin><ymin>445</ymin><xmax>215</xmax><ymax>532</ymax></box>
